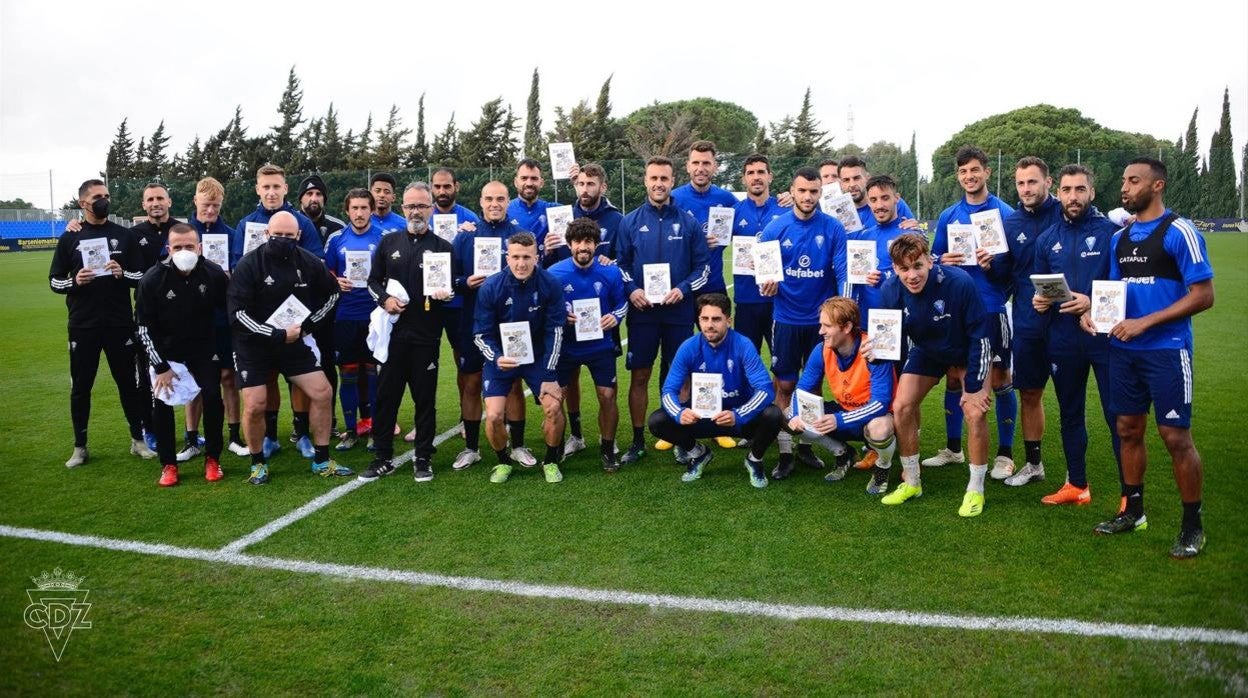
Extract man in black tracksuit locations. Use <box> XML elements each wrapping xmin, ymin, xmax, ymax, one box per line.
<box><xmin>49</xmin><ymin>179</ymin><xmax>154</xmax><ymax>467</ymax></box>
<box><xmin>135</xmin><ymin>224</ymin><xmax>229</xmax><ymax>487</ymax></box>
<box><xmin>359</xmin><ymin>182</ymin><xmax>455</xmax><ymax>482</ymax></box>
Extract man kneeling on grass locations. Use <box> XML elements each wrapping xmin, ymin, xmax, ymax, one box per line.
<box><xmin>647</xmin><ymin>293</ymin><xmax>782</xmax><ymax>488</ymax></box>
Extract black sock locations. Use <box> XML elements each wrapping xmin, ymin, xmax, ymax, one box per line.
<box><xmin>1124</xmin><ymin>483</ymin><xmax>1144</xmax><ymax>517</ymax></box>
<box><xmin>251</xmin><ymin>452</ymin><xmax>265</xmax><ymax>466</ymax></box>
<box><xmin>569</xmin><ymin>411</ymin><xmax>583</xmax><ymax>439</ymax></box>
<box><xmin>228</xmin><ymin>422</ymin><xmax>241</xmax><ymax>442</ymax></box>
<box><xmin>996</xmin><ymin>444</ymin><xmax>1013</xmax><ymax>459</ymax></box>
<box><xmin>464</xmin><ymin>419</ymin><xmax>481</xmax><ymax>451</ymax></box>
<box><xmin>264</xmin><ymin>411</ymin><xmax>278</xmax><ymax>440</ymax></box>
<box><xmin>293</xmin><ymin>411</ymin><xmax>309</xmax><ymax>438</ymax></box>
<box><xmin>496</xmin><ymin>448</ymin><xmax>513</xmax><ymax>465</ymax></box>
<box><xmin>946</xmin><ymin>438</ymin><xmax>962</xmax><ymax>453</ymax></box>
<box><xmin>601</xmin><ymin>439</ymin><xmax>615</xmax><ymax>458</ymax></box>
<box><xmin>1182</xmin><ymin>501</ymin><xmax>1202</xmax><ymax>530</ymax></box>
<box><xmin>186</xmin><ymin>430</ymin><xmax>199</xmax><ymax>447</ymax></box>
<box><xmin>1024</xmin><ymin>440</ymin><xmax>1042</xmax><ymax>466</ymax></box>
<box><xmin>797</xmin><ymin>443</ymin><xmax>814</xmax><ymax>454</ymax></box>
<box><xmin>508</xmin><ymin>420</ymin><xmax>525</xmax><ymax>448</ymax></box>
<box><xmin>632</xmin><ymin>426</ymin><xmax>644</xmax><ymax>446</ymax></box>
<box><xmin>314</xmin><ymin>444</ymin><xmax>329</xmax><ymax>462</ymax></box>
<box><xmin>544</xmin><ymin>443</ymin><xmax>563</xmax><ymax>465</ymax></box>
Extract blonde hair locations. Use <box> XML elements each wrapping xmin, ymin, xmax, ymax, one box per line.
<box><xmin>256</xmin><ymin>163</ymin><xmax>285</xmax><ymax>178</ymax></box>
<box><xmin>195</xmin><ymin>176</ymin><xmax>224</xmax><ymax>200</ymax></box>
<box><xmin>819</xmin><ymin>296</ymin><xmax>860</xmax><ymax>331</ymax></box>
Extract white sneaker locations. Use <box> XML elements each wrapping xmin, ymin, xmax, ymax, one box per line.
<box><xmin>227</xmin><ymin>440</ymin><xmax>250</xmax><ymax>457</ymax></box>
<box><xmin>563</xmin><ymin>436</ymin><xmax>587</xmax><ymax>457</ymax></box>
<box><xmin>1004</xmin><ymin>462</ymin><xmax>1045</xmax><ymax>487</ymax></box>
<box><xmin>510</xmin><ymin>446</ymin><xmax>537</xmax><ymax>467</ymax></box>
<box><xmin>921</xmin><ymin>448</ymin><xmax>964</xmax><ymax>467</ymax></box>
<box><xmin>990</xmin><ymin>455</ymin><xmax>1016</xmax><ymax>480</ymax></box>
<box><xmin>452</xmin><ymin>448</ymin><xmax>482</xmax><ymax>471</ymax></box>
<box><xmin>65</xmin><ymin>447</ymin><xmax>89</xmax><ymax>468</ymax></box>
<box><xmin>130</xmin><ymin>438</ymin><xmax>157</xmax><ymax>460</ymax></box>
<box><xmin>176</xmin><ymin>444</ymin><xmax>203</xmax><ymax>463</ymax></box>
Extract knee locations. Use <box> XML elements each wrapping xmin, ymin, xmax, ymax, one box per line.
<box><xmin>1157</xmin><ymin>426</ymin><xmax>1194</xmax><ymax>453</ymax></box>
<box><xmin>1116</xmin><ymin>416</ymin><xmax>1145</xmax><ymax>442</ymax></box>
<box><xmin>596</xmin><ymin>387</ymin><xmax>617</xmax><ymax>405</ymax></box>
<box><xmin>484</xmin><ymin>403</ymin><xmax>506</xmax><ymax>425</ymax></box>
<box><xmin>1020</xmin><ymin>388</ymin><xmax>1043</xmax><ymax>407</ymax></box>
<box><xmin>646</xmin><ymin>408</ymin><xmax>672</xmax><ymax>434</ymax></box>
<box><xmin>865</xmin><ymin>417</ymin><xmax>893</xmax><ymax>442</ymax></box>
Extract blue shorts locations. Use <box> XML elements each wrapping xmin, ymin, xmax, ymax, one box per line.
<box><xmin>333</xmin><ymin>318</ymin><xmax>371</xmax><ymax>365</ymax></box>
<box><xmin>901</xmin><ymin>345</ymin><xmax>957</xmax><ymax>380</ymax></box>
<box><xmin>734</xmin><ymin>302</ymin><xmax>773</xmax><ymax>354</ymax></box>
<box><xmin>558</xmin><ymin>351</ymin><xmax>618</xmax><ymax>389</ymax></box>
<box><xmin>1110</xmin><ymin>347</ymin><xmax>1193</xmax><ymax>428</ymax></box>
<box><xmin>440</xmin><ymin>304</ymin><xmax>464</xmax><ymax>354</ymax></box>
<box><xmin>483</xmin><ymin>363</ymin><xmax>549</xmax><ymax>403</ymax></box>
<box><xmin>771</xmin><ymin>322</ymin><xmax>820</xmax><ymax>382</ymax></box>
<box><xmin>1012</xmin><ymin>335</ymin><xmax>1049</xmax><ymax>390</ymax></box>
<box><xmin>457</xmin><ymin>327</ymin><xmax>486</xmax><ymax>373</ymax></box>
<box><xmin>625</xmin><ymin>322</ymin><xmax>690</xmax><ymax>371</ymax></box>
<box><xmin>986</xmin><ymin>311</ymin><xmax>1011</xmax><ymax>370</ymax></box>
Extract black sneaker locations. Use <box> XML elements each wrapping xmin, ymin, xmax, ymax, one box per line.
<box><xmin>795</xmin><ymin>445</ymin><xmax>824</xmax><ymax>470</ymax></box>
<box><xmin>1170</xmin><ymin>528</ymin><xmax>1205</xmax><ymax>559</ymax></box>
<box><xmin>413</xmin><ymin>458</ymin><xmax>434</xmax><ymax>483</ymax></box>
<box><xmin>601</xmin><ymin>451</ymin><xmax>621</xmax><ymax>473</ymax></box>
<box><xmin>358</xmin><ymin>458</ymin><xmax>397</xmax><ymax>481</ymax></box>
<box><xmin>865</xmin><ymin>466</ymin><xmax>890</xmax><ymax>495</ymax></box>
<box><xmin>824</xmin><ymin>449</ymin><xmax>851</xmax><ymax>482</ymax></box>
<box><xmin>1093</xmin><ymin>511</ymin><xmax>1148</xmax><ymax>535</ymax></box>
<box><xmin>771</xmin><ymin>454</ymin><xmax>795</xmax><ymax>480</ymax></box>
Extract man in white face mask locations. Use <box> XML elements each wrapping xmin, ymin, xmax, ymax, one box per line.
<box><xmin>135</xmin><ymin>224</ymin><xmax>231</xmax><ymax>486</ymax></box>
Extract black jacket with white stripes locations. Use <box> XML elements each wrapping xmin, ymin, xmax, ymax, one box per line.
<box><xmin>48</xmin><ymin>221</ymin><xmax>144</xmax><ymax>329</ymax></box>
<box><xmin>227</xmin><ymin>242</ymin><xmax>338</xmax><ymax>349</ymax></box>
<box><xmin>367</xmin><ymin>227</ymin><xmax>454</xmax><ymax>347</ymax></box>
<box><xmin>134</xmin><ymin>256</ymin><xmax>229</xmax><ymax>374</ymax></box>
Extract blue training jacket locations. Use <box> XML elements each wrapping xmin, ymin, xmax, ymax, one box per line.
<box><xmin>758</xmin><ymin>210</ymin><xmax>849</xmax><ymax>325</ymax></box>
<box><xmin>672</xmin><ymin>183</ymin><xmax>739</xmax><ymax>294</ymax></box>
<box><xmin>472</xmin><ymin>265</ymin><xmax>566</xmax><ymax>382</ymax></box>
<box><xmin>931</xmin><ymin>194</ymin><xmax>1014</xmax><ymax>313</ymax></box>
<box><xmin>615</xmin><ymin>200</ymin><xmax>710</xmax><ymax>325</ymax></box>
<box><xmin>548</xmin><ymin>257</ymin><xmax>628</xmax><ymax>360</ymax></box>
<box><xmin>998</xmin><ymin>195</ymin><xmax>1063</xmax><ymax>339</ymax></box>
<box><xmin>731</xmin><ymin>196</ymin><xmax>786</xmax><ymax>305</ymax></box>
<box><xmin>661</xmin><ymin>329</ymin><xmax>775</xmax><ymax>424</ymax></box>
<box><xmin>232</xmin><ymin>202</ymin><xmax>324</xmax><ymax>267</ymax></box>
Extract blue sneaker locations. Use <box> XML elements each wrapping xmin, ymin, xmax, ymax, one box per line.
<box><xmin>296</xmin><ymin>435</ymin><xmax>315</xmax><ymax>458</ymax></box>
<box><xmin>196</xmin><ymin>435</ymin><xmax>206</xmax><ymax>448</ymax></box>
<box><xmin>680</xmin><ymin>445</ymin><xmax>713</xmax><ymax>482</ymax></box>
<box><xmin>143</xmin><ymin>430</ymin><xmax>159</xmax><ymax>452</ymax></box>
<box><xmin>311</xmin><ymin>459</ymin><xmax>353</xmax><ymax>477</ymax></box>
<box><xmin>262</xmin><ymin>437</ymin><xmax>281</xmax><ymax>459</ymax></box>
<box><xmin>247</xmin><ymin>463</ymin><xmax>270</xmax><ymax>485</ymax></box>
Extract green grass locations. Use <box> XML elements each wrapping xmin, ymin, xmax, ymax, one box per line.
<box><xmin>2</xmin><ymin>239</ymin><xmax>1247</xmax><ymax>694</ymax></box>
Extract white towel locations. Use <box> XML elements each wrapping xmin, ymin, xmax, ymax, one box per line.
<box><xmin>366</xmin><ymin>280</ymin><xmax>411</xmax><ymax>363</ymax></box>
<box><xmin>149</xmin><ymin>361</ymin><xmax>201</xmax><ymax>406</ymax></box>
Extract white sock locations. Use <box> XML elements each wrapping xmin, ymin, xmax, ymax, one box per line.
<box><xmin>777</xmin><ymin>430</ymin><xmax>793</xmax><ymax>455</ymax></box>
<box><xmin>968</xmin><ymin>463</ymin><xmax>988</xmax><ymax>493</ymax></box>
<box><xmin>869</xmin><ymin>434</ymin><xmax>896</xmax><ymax>468</ymax></box>
<box><xmin>900</xmin><ymin>454</ymin><xmax>921</xmax><ymax>487</ymax></box>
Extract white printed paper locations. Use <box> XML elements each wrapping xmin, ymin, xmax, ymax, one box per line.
<box><xmin>731</xmin><ymin>236</ymin><xmax>757</xmax><ymax>276</ymax></box>
<box><xmin>847</xmin><ymin>239</ymin><xmax>877</xmax><ymax>285</ymax></box>
<box><xmin>707</xmin><ymin>206</ymin><xmax>735</xmax><ymax>247</ymax></box>
<box><xmin>243</xmin><ymin>221</ymin><xmax>267</xmax><ymax>255</ymax></box>
<box><xmin>572</xmin><ymin>298</ymin><xmax>603</xmax><ymax>341</ymax></box>
<box><xmin>549</xmin><ymin>142</ymin><xmax>577</xmax><ymax>180</ymax></box>
<box><xmin>643</xmin><ymin>263</ymin><xmax>671</xmax><ymax>304</ymax></box>
<box><xmin>546</xmin><ymin>205</ymin><xmax>573</xmax><ymax>244</ymax></box>
<box><xmin>78</xmin><ymin>237</ymin><xmax>110</xmax><ymax>276</ymax></box>
<box><xmin>868</xmin><ymin>308</ymin><xmax>902</xmax><ymax>361</ymax></box>
<box><xmin>202</xmin><ymin>233</ymin><xmax>229</xmax><ymax>271</ymax></box>
<box><xmin>752</xmin><ymin>239</ymin><xmax>783</xmax><ymax>284</ymax></box>
<box><xmin>1029</xmin><ymin>273</ymin><xmax>1074</xmax><ymax>305</ymax></box>
<box><xmin>422</xmin><ymin>251</ymin><xmax>452</xmax><ymax>296</ymax></box>
<box><xmin>947</xmin><ymin>223</ymin><xmax>977</xmax><ymax>264</ymax></box>
<box><xmin>265</xmin><ymin>294</ymin><xmax>311</xmax><ymax>329</ymax></box>
<box><xmin>474</xmin><ymin>237</ymin><xmax>502</xmax><ymax>277</ymax></box>
<box><xmin>795</xmin><ymin>388</ymin><xmax>825</xmax><ymax>427</ymax></box>
<box><xmin>691</xmin><ymin>372</ymin><xmax>723</xmax><ymax>418</ymax></box>
<box><xmin>970</xmin><ymin>209</ymin><xmax>1008</xmax><ymax>255</ymax></box>
<box><xmin>823</xmin><ymin>192</ymin><xmax>863</xmax><ymax>233</ymax></box>
<box><xmin>499</xmin><ymin>321</ymin><xmax>534</xmax><ymax>365</ymax></box>
<box><xmin>345</xmin><ymin>250</ymin><xmax>371</xmax><ymax>288</ymax></box>
<box><xmin>432</xmin><ymin>214</ymin><xmax>458</xmax><ymax>243</ymax></box>
<box><xmin>1090</xmin><ymin>280</ymin><xmax>1126</xmax><ymax>334</ymax></box>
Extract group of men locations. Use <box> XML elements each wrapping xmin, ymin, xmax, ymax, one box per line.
<box><xmin>48</xmin><ymin>138</ymin><xmax>1214</xmax><ymax>557</ymax></box>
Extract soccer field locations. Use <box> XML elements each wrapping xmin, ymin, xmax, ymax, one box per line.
<box><xmin>1</xmin><ymin>239</ymin><xmax>1246</xmax><ymax>694</ymax></box>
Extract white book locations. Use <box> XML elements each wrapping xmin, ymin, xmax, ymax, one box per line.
<box><xmin>794</xmin><ymin>388</ymin><xmax>825</xmax><ymax>427</ymax></box>
<box><xmin>731</xmin><ymin>236</ymin><xmax>757</xmax><ymax>276</ymax></box>
<box><xmin>847</xmin><ymin>239</ymin><xmax>877</xmax><ymax>285</ymax></box>
<box><xmin>643</xmin><ymin>262</ymin><xmax>671</xmax><ymax>304</ymax></box>
<box><xmin>970</xmin><ymin>209</ymin><xmax>1008</xmax><ymax>255</ymax></box>
<box><xmin>1090</xmin><ymin>280</ymin><xmax>1127</xmax><ymax>334</ymax></box>
<box><xmin>265</xmin><ymin>294</ymin><xmax>311</xmax><ymax>329</ymax></box>
<box><xmin>202</xmin><ymin>233</ymin><xmax>229</xmax><ymax>271</ymax></box>
<box><xmin>242</xmin><ymin>221</ymin><xmax>267</xmax><ymax>255</ymax></box>
<box><xmin>947</xmin><ymin>223</ymin><xmax>978</xmax><ymax>263</ymax></box>
<box><xmin>548</xmin><ymin>142</ymin><xmax>577</xmax><ymax>180</ymax></box>
<box><xmin>499</xmin><ymin>321</ymin><xmax>535</xmax><ymax>365</ymax></box>
<box><xmin>546</xmin><ymin>205</ymin><xmax>573</xmax><ymax>244</ymax></box>
<box><xmin>824</xmin><ymin>192</ymin><xmax>863</xmax><ymax>233</ymax></box>
<box><xmin>707</xmin><ymin>206</ymin><xmax>735</xmax><ymax>247</ymax></box>
<box><xmin>818</xmin><ymin>182</ymin><xmax>844</xmax><ymax>217</ymax></box>
<box><xmin>691</xmin><ymin>372</ymin><xmax>723</xmax><ymax>418</ymax></box>
<box><xmin>1029</xmin><ymin>273</ymin><xmax>1074</xmax><ymax>304</ymax></box>
<box><xmin>474</xmin><ymin>237</ymin><xmax>502</xmax><ymax>277</ymax></box>
<box><xmin>432</xmin><ymin>214</ymin><xmax>458</xmax><ymax>243</ymax></box>
<box><xmin>422</xmin><ymin>252</ymin><xmax>452</xmax><ymax>296</ymax></box>
<box><xmin>868</xmin><ymin>308</ymin><xmax>903</xmax><ymax>361</ymax></box>
<box><xmin>572</xmin><ymin>298</ymin><xmax>604</xmax><ymax>341</ymax></box>
<box><xmin>78</xmin><ymin>237</ymin><xmax>110</xmax><ymax>276</ymax></box>
<box><xmin>752</xmin><ymin>239</ymin><xmax>784</xmax><ymax>284</ymax></box>
<box><xmin>345</xmin><ymin>250</ymin><xmax>371</xmax><ymax>288</ymax></box>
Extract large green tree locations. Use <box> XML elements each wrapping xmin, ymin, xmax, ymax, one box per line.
<box><xmin>268</xmin><ymin>67</ymin><xmax>305</xmax><ymax>169</ymax></box>
<box><xmin>623</xmin><ymin>98</ymin><xmax>758</xmax><ymax>158</ymax></box>
<box><xmin>768</xmin><ymin>88</ymin><xmax>833</xmax><ymax>158</ymax></box>
<box><xmin>523</xmin><ymin>69</ymin><xmax>544</xmax><ymax>160</ymax></box>
<box><xmin>459</xmin><ymin>97</ymin><xmax>517</xmax><ymax>168</ymax></box>
<box><xmin>1201</xmin><ymin>87</ymin><xmax>1237</xmax><ymax>217</ymax></box>
<box><xmin>105</xmin><ymin>118</ymin><xmax>136</xmax><ymax>179</ymax></box>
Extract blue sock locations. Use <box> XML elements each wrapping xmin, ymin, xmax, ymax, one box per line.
<box><xmin>339</xmin><ymin>366</ymin><xmax>358</xmax><ymax>433</ymax></box>
<box><xmin>995</xmin><ymin>384</ymin><xmax>1017</xmax><ymax>452</ymax></box>
<box><xmin>944</xmin><ymin>390</ymin><xmax>963</xmax><ymax>445</ymax></box>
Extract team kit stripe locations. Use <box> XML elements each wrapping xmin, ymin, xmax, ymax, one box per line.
<box><xmin>1181</xmin><ymin>349</ymin><xmax>1193</xmax><ymax>404</ymax></box>
<box><xmin>1173</xmin><ymin>218</ymin><xmax>1205</xmax><ymax>263</ymax></box>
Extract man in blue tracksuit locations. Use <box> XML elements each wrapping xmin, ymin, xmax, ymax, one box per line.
<box><xmin>369</xmin><ymin>172</ymin><xmax>407</xmax><ymax>235</ymax></box>
<box><xmin>549</xmin><ymin>218</ymin><xmax>629</xmax><ymax>472</ymax></box>
<box><xmin>879</xmin><ymin>233</ymin><xmax>993</xmax><ymax>518</ymax></box>
<box><xmin>474</xmin><ymin>232</ymin><xmax>568</xmax><ymax>484</ymax></box>
<box><xmin>731</xmin><ymin>154</ymin><xmax>786</xmax><ymax>353</ymax></box>
<box><xmin>1029</xmin><ymin>164</ymin><xmax>1122</xmax><ymax>508</ymax></box>
<box><xmin>672</xmin><ymin>140</ymin><xmax>739</xmax><ymax>296</ymax></box>
<box><xmin>647</xmin><ymin>293</ymin><xmax>782</xmax><ymax>488</ymax></box>
<box><xmin>615</xmin><ymin>156</ymin><xmax>710</xmax><ymax>465</ymax></box>
<box><xmin>232</xmin><ymin>163</ymin><xmax>324</xmax><ymax>267</ymax></box>
<box><xmin>836</xmin><ymin>155</ymin><xmax>916</xmax><ymax>229</ymax></box>
<box><xmin>994</xmin><ymin>157</ymin><xmax>1063</xmax><ymax>487</ymax></box>
<box><xmin>508</xmin><ymin>158</ymin><xmax>553</xmax><ymax>232</ymax></box>
<box><xmin>851</xmin><ymin>175</ymin><xmax>913</xmax><ymax>329</ymax></box>
<box><xmin>758</xmin><ymin>166</ymin><xmax>849</xmax><ymax>480</ymax></box>
<box><xmin>927</xmin><ymin>146</ymin><xmax>1017</xmax><ymax>479</ymax></box>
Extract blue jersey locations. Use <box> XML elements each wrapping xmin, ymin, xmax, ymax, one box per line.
<box><xmin>795</xmin><ymin>336</ymin><xmax>895</xmax><ymax>432</ymax></box>
<box><xmin>998</xmin><ymin>196</ymin><xmax>1063</xmax><ymax>338</ymax></box>
<box><xmin>1108</xmin><ymin>209</ymin><xmax>1213</xmax><ymax>351</ymax></box>
<box><xmin>661</xmin><ymin>329</ymin><xmax>774</xmax><ymax>424</ymax></box>
<box><xmin>673</xmin><ymin>183</ymin><xmax>739</xmax><ymax>293</ymax></box>
<box><xmin>548</xmin><ymin>257</ymin><xmax>628</xmax><ymax>360</ymax></box>
<box><xmin>616</xmin><ymin>200</ymin><xmax>710</xmax><ymax>325</ymax></box>
<box><xmin>535</xmin><ymin>197</ymin><xmax>624</xmax><ymax>264</ymax></box>
<box><xmin>850</xmin><ymin>216</ymin><xmax>908</xmax><ymax>329</ymax></box>
<box><xmin>233</xmin><ymin>203</ymin><xmax>324</xmax><ymax>267</ymax></box>
<box><xmin>371</xmin><ymin>210</ymin><xmax>407</xmax><ymax>236</ymax></box>
<box><xmin>325</xmin><ymin>224</ymin><xmax>384</xmax><ymax>321</ymax></box>
<box><xmin>508</xmin><ymin>197</ymin><xmax>552</xmax><ymax>232</ymax></box>
<box><xmin>1033</xmin><ymin>208</ymin><xmax>1117</xmax><ymax>354</ymax></box>
<box><xmin>472</xmin><ymin>266</ymin><xmax>566</xmax><ymax>382</ymax></box>
<box><xmin>931</xmin><ymin>194</ymin><xmax>1015</xmax><ymax>313</ymax></box>
<box><xmin>856</xmin><ymin>197</ymin><xmax>915</xmax><ymax>229</ymax></box>
<box><xmin>880</xmin><ymin>264</ymin><xmax>991</xmax><ymax>393</ymax></box>
<box><xmin>432</xmin><ymin>203</ymin><xmax>481</xmax><ymax>309</ymax></box>
<box><xmin>758</xmin><ymin>210</ymin><xmax>849</xmax><ymax>325</ymax></box>
<box><xmin>732</xmin><ymin>196</ymin><xmax>786</xmax><ymax>304</ymax></box>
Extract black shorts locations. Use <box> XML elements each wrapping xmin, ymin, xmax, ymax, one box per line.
<box><xmin>333</xmin><ymin>318</ymin><xmax>372</xmax><ymax>365</ymax></box>
<box><xmin>234</xmin><ymin>338</ymin><xmax>323</xmax><ymax>388</ymax></box>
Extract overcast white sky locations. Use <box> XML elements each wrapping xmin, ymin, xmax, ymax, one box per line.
<box><xmin>2</xmin><ymin>0</ymin><xmax>1246</xmax><ymax>209</ymax></box>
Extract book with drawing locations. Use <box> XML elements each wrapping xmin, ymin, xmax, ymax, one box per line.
<box><xmin>499</xmin><ymin>321</ymin><xmax>534</xmax><ymax>365</ymax></box>
<box><xmin>202</xmin><ymin>233</ymin><xmax>229</xmax><ymax>271</ymax></box>
<box><xmin>572</xmin><ymin>298</ymin><xmax>603</xmax><ymax>341</ymax></box>
<box><xmin>265</xmin><ymin>294</ymin><xmax>311</xmax><ymax>329</ymax></box>
<box><xmin>1029</xmin><ymin>273</ymin><xmax>1074</xmax><ymax>305</ymax></box>
<box><xmin>867</xmin><ymin>308</ymin><xmax>902</xmax><ymax>361</ymax></box>
<box><xmin>794</xmin><ymin>388</ymin><xmax>825</xmax><ymax>428</ymax></box>
<box><xmin>78</xmin><ymin>237</ymin><xmax>110</xmax><ymax>275</ymax></box>
<box><xmin>847</xmin><ymin>239</ymin><xmax>877</xmax><ymax>284</ymax></box>
<box><xmin>824</xmin><ymin>192</ymin><xmax>863</xmax><ymax>233</ymax></box>
<box><xmin>970</xmin><ymin>209</ymin><xmax>1008</xmax><ymax>255</ymax></box>
<box><xmin>1090</xmin><ymin>280</ymin><xmax>1126</xmax><ymax>334</ymax></box>
<box><xmin>432</xmin><ymin>214</ymin><xmax>458</xmax><ymax>243</ymax></box>
<box><xmin>752</xmin><ymin>239</ymin><xmax>783</xmax><ymax>283</ymax></box>
<box><xmin>546</xmin><ymin>205</ymin><xmax>573</xmax><ymax>244</ymax></box>
<box><xmin>691</xmin><ymin>372</ymin><xmax>723</xmax><ymax>418</ymax></box>
<box><xmin>707</xmin><ymin>206</ymin><xmax>734</xmax><ymax>247</ymax></box>
<box><xmin>947</xmin><ymin>223</ymin><xmax>977</xmax><ymax>263</ymax></box>
<box><xmin>731</xmin><ymin>236</ymin><xmax>756</xmax><ymax>276</ymax></box>
<box><xmin>345</xmin><ymin>251</ymin><xmax>371</xmax><ymax>288</ymax></box>
<box><xmin>422</xmin><ymin>252</ymin><xmax>451</xmax><ymax>296</ymax></box>
<box><xmin>643</xmin><ymin>263</ymin><xmax>671</xmax><ymax>304</ymax></box>
<box><xmin>243</xmin><ymin>221</ymin><xmax>267</xmax><ymax>255</ymax></box>
<box><xmin>473</xmin><ymin>237</ymin><xmax>502</xmax><ymax>277</ymax></box>
<box><xmin>548</xmin><ymin>142</ymin><xmax>577</xmax><ymax>180</ymax></box>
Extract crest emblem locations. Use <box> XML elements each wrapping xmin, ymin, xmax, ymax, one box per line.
<box><xmin>24</xmin><ymin>567</ymin><xmax>92</xmax><ymax>662</ymax></box>
<box><xmin>1085</xmin><ymin>236</ymin><xmax>1096</xmax><ymax>251</ymax></box>
<box><xmin>934</xmin><ymin>300</ymin><xmax>946</xmax><ymax>314</ymax></box>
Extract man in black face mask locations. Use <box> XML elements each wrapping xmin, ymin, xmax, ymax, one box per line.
<box><xmin>227</xmin><ymin>211</ymin><xmax>345</xmax><ymax>485</ymax></box>
<box><xmin>49</xmin><ymin>179</ymin><xmax>155</xmax><ymax>467</ymax></box>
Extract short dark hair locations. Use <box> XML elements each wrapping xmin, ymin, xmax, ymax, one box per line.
<box><xmin>865</xmin><ymin>174</ymin><xmax>897</xmax><ymax>194</ymax></box>
<box><xmin>742</xmin><ymin>153</ymin><xmax>771</xmax><ymax>172</ymax></box>
<box><xmin>955</xmin><ymin>146</ymin><xmax>990</xmax><ymax>169</ymax></box>
<box><xmin>838</xmin><ymin>155</ymin><xmax>868</xmax><ymax>172</ymax></box>
<box><xmin>578</xmin><ymin>162</ymin><xmax>607</xmax><ymax>183</ymax></box>
<box><xmin>645</xmin><ymin>156</ymin><xmax>674</xmax><ymax>172</ymax></box>
<box><xmin>516</xmin><ymin>158</ymin><xmax>542</xmax><ymax>172</ymax></box>
<box><xmin>345</xmin><ymin>187</ymin><xmax>376</xmax><ymax>210</ymax></box>
<box><xmin>792</xmin><ymin>166</ymin><xmax>820</xmax><ymax>184</ymax></box>
<box><xmin>689</xmin><ymin>140</ymin><xmax>717</xmax><ymax>157</ymax></box>
<box><xmin>142</xmin><ymin>182</ymin><xmax>170</xmax><ymax>198</ymax></box>
<box><xmin>507</xmin><ymin>231</ymin><xmax>537</xmax><ymax>248</ymax></box>
<box><xmin>818</xmin><ymin>158</ymin><xmax>839</xmax><ymax>169</ymax></box>
<box><xmin>1127</xmin><ymin>156</ymin><xmax>1168</xmax><ymax>182</ymax></box>
<box><xmin>369</xmin><ymin>172</ymin><xmax>397</xmax><ymax>189</ymax></box>
<box><xmin>432</xmin><ymin>167</ymin><xmax>457</xmax><ymax>183</ymax></box>
<box><xmin>78</xmin><ymin>179</ymin><xmax>105</xmax><ymax>199</ymax></box>
<box><xmin>167</xmin><ymin>222</ymin><xmax>198</xmax><ymax>239</ymax></box>
<box><xmin>696</xmin><ymin>292</ymin><xmax>732</xmax><ymax>317</ymax></box>
<box><xmin>565</xmin><ymin>217</ymin><xmax>600</xmax><ymax>245</ymax></box>
<box><xmin>889</xmin><ymin>232</ymin><xmax>930</xmax><ymax>265</ymax></box>
<box><xmin>1057</xmin><ymin>164</ymin><xmax>1095</xmax><ymax>187</ymax></box>
<box><xmin>1015</xmin><ymin>156</ymin><xmax>1049</xmax><ymax>177</ymax></box>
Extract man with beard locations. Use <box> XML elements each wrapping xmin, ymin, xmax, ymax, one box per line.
<box><xmin>359</xmin><ymin>182</ymin><xmax>455</xmax><ymax>482</ymax></box>
<box><xmin>836</xmin><ymin>155</ymin><xmax>916</xmax><ymax>230</ymax></box>
<box><xmin>298</xmin><ymin>175</ymin><xmax>346</xmax><ymax>246</ymax></box>
<box><xmin>508</xmin><ymin>158</ymin><xmax>552</xmax><ymax>232</ymax></box>
<box><xmin>731</xmin><ymin>154</ymin><xmax>786</xmax><ymax>354</ymax></box>
<box><xmin>1090</xmin><ymin>158</ymin><xmax>1213</xmax><ymax>559</ymax></box>
<box><xmin>369</xmin><ymin>172</ymin><xmax>407</xmax><ymax>235</ymax></box>
<box><xmin>672</xmin><ymin>140</ymin><xmax>738</xmax><ymax>298</ymax></box>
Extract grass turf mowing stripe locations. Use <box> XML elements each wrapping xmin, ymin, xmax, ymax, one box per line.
<box><xmin>2</xmin><ymin>522</ymin><xmax>1244</xmax><ymax>648</ymax></box>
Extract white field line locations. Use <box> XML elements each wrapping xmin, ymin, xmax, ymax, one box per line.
<box><xmin>2</xmin><ymin>523</ymin><xmax>1244</xmax><ymax>647</ymax></box>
